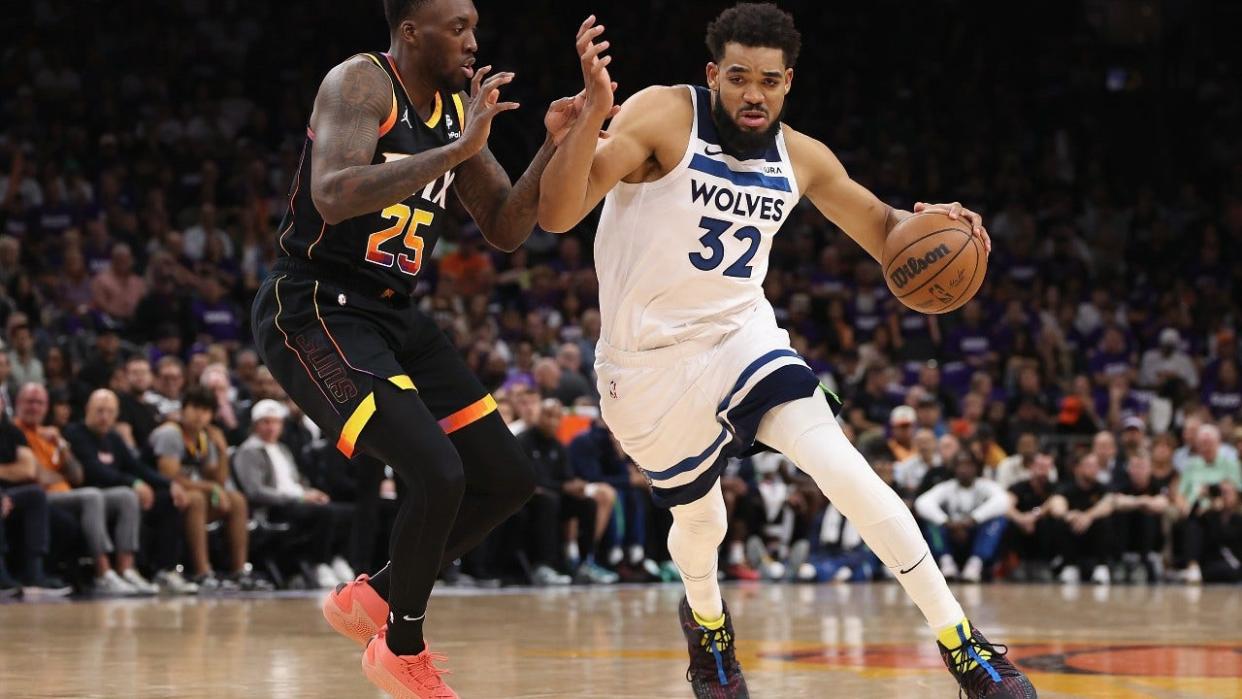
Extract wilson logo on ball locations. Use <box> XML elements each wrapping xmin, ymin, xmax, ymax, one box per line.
<box><xmin>888</xmin><ymin>243</ymin><xmax>951</xmax><ymax>289</ymax></box>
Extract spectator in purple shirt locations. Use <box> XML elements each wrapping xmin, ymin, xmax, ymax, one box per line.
<box><xmin>190</xmin><ymin>274</ymin><xmax>242</xmax><ymax>348</ymax></box>
<box><xmin>945</xmin><ymin>302</ymin><xmax>996</xmax><ymax>370</ymax></box>
<box><xmin>1202</xmin><ymin>359</ymin><xmax>1242</xmax><ymax>419</ymax></box>
<box><xmin>1088</xmin><ymin>325</ymin><xmax>1135</xmax><ymax>387</ymax></box>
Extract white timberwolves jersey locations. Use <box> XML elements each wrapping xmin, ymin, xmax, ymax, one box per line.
<box><xmin>595</xmin><ymin>85</ymin><xmax>801</xmax><ymax>351</ymax></box>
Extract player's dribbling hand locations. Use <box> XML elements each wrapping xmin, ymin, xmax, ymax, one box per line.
<box><xmin>576</xmin><ymin>16</ymin><xmax>615</xmax><ymax>122</ymax></box>
<box><xmin>913</xmin><ymin>201</ymin><xmax>991</xmax><ymax>254</ymax></box>
<box><xmin>459</xmin><ymin>65</ymin><xmax>520</xmax><ymax>157</ymax></box>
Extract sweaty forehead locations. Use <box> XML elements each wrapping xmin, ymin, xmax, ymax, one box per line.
<box><xmin>720</xmin><ymin>43</ymin><xmax>787</xmax><ymax>75</ymax></box>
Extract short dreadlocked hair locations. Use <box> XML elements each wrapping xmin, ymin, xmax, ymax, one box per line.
<box><xmin>705</xmin><ymin>3</ymin><xmax>802</xmax><ymax>68</ymax></box>
<box><xmin>383</xmin><ymin>0</ymin><xmax>432</xmax><ymax>32</ymax></box>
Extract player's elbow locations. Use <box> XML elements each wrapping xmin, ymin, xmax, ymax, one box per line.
<box><xmin>537</xmin><ymin>204</ymin><xmax>576</xmax><ymax>234</ymax></box>
<box><xmin>311</xmin><ymin>182</ymin><xmax>346</xmax><ymax>226</ymax></box>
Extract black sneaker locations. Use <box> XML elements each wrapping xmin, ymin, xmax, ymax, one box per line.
<box><xmin>230</xmin><ymin>571</ymin><xmax>275</xmax><ymax>592</ymax></box>
<box><xmin>0</xmin><ymin>572</ymin><xmax>23</xmax><ymax>600</ymax></box>
<box><xmin>938</xmin><ymin>623</ymin><xmax>1037</xmax><ymax>698</ymax></box>
<box><xmin>678</xmin><ymin>597</ymin><xmax>749</xmax><ymax>698</ymax></box>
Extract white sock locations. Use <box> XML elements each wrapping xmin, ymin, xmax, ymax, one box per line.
<box><xmin>758</xmin><ymin>397</ymin><xmax>965</xmax><ymax>629</ymax></box>
<box><xmin>565</xmin><ymin>541</ymin><xmax>580</xmax><ymax>564</ymax></box>
<box><xmin>628</xmin><ymin>544</ymin><xmax>645</xmax><ymax>565</ymax></box>
<box><xmin>668</xmin><ymin>486</ymin><xmax>727</xmax><ymax>621</ymax></box>
<box><xmin>728</xmin><ymin>541</ymin><xmax>745</xmax><ymax>565</ymax></box>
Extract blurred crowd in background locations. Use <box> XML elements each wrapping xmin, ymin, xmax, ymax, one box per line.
<box><xmin>1</xmin><ymin>0</ymin><xmax>1240</xmax><ymax>598</ymax></box>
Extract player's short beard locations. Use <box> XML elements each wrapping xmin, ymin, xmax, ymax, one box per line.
<box><xmin>711</xmin><ymin>92</ymin><xmax>786</xmax><ymax>158</ymax></box>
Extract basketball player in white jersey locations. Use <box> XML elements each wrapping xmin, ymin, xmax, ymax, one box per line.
<box><xmin>538</xmin><ymin>5</ymin><xmax>1036</xmax><ymax>699</ymax></box>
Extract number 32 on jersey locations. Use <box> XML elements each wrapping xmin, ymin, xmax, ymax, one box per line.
<box><xmin>689</xmin><ymin>215</ymin><xmax>761</xmax><ymax>278</ymax></box>
<box><xmin>366</xmin><ymin>203</ymin><xmax>431</xmax><ymax>276</ymax></box>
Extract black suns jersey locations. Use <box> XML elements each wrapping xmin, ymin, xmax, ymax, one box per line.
<box><xmin>277</xmin><ymin>51</ymin><xmax>465</xmax><ymax>295</ymax></box>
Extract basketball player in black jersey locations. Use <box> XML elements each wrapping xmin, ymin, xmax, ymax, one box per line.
<box><xmin>251</xmin><ymin>1</ymin><xmax>609</xmax><ymax>696</ymax></box>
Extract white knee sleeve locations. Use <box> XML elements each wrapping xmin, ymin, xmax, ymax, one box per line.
<box><xmin>668</xmin><ymin>486</ymin><xmax>728</xmax><ymax>620</ymax></box>
<box><xmin>758</xmin><ymin>398</ymin><xmax>963</xmax><ymax>628</ymax></box>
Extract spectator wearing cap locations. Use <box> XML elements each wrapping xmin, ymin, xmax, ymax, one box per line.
<box><xmin>233</xmin><ymin>399</ymin><xmax>354</xmax><ymax>589</ymax></box>
<box><xmin>5</xmin><ymin>313</ymin><xmax>43</xmax><ymax>388</ymax></box>
<box><xmin>887</xmin><ymin>405</ymin><xmax>916</xmax><ymax>462</ymax></box>
<box><xmin>91</xmin><ymin>243</ymin><xmax>146</xmax><ymax>323</ymax></box>
<box><xmin>915</xmin><ymin>447</ymin><xmax>1009</xmax><ymax>582</ymax></box>
<box><xmin>65</xmin><ymin>389</ymin><xmax>192</xmax><ymax>594</ymax></box>
<box><xmin>1139</xmin><ymin>328</ymin><xmax>1198</xmax><ymax>393</ymax></box>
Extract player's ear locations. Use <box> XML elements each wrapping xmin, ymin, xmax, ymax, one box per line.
<box><xmin>399</xmin><ymin>19</ymin><xmax>419</xmax><ymax>46</ymax></box>
<box><xmin>705</xmin><ymin>62</ymin><xmax>719</xmax><ymax>91</ymax></box>
<box><xmin>784</xmin><ymin>67</ymin><xmax>793</xmax><ymax>94</ymax></box>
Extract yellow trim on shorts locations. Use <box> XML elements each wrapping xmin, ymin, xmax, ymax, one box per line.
<box><xmin>336</xmin><ymin>392</ymin><xmax>377</xmax><ymax>458</ymax></box>
<box><xmin>388</xmin><ymin>375</ymin><xmax>416</xmax><ymax>391</ymax></box>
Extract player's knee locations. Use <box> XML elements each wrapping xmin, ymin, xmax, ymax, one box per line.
<box><xmin>421</xmin><ymin>442</ymin><xmax>466</xmax><ymax>502</ymax></box>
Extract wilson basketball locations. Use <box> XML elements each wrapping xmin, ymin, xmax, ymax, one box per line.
<box><xmin>882</xmin><ymin>211</ymin><xmax>987</xmax><ymax>314</ymax></box>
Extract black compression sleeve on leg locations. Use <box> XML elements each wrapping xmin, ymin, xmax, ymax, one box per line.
<box><xmin>354</xmin><ymin>382</ymin><xmax>466</xmax><ymax>656</ymax></box>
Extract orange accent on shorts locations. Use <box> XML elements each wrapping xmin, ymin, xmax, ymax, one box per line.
<box><xmin>438</xmin><ymin>394</ymin><xmax>498</xmax><ymax>434</ymax></box>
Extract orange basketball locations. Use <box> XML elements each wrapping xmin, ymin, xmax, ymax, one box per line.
<box><xmin>882</xmin><ymin>211</ymin><xmax>987</xmax><ymax>314</ymax></box>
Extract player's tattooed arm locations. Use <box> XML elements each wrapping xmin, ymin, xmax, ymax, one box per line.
<box><xmin>310</xmin><ymin>58</ymin><xmax>472</xmax><ymax>225</ymax></box>
<box><xmin>454</xmin><ymin>138</ymin><xmax>555</xmax><ymax>253</ymax></box>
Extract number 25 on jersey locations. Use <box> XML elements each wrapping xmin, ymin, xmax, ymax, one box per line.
<box><xmin>366</xmin><ymin>203</ymin><xmax>431</xmax><ymax>276</ymax></box>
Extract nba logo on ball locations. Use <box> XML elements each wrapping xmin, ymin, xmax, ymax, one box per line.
<box><xmin>882</xmin><ymin>212</ymin><xmax>987</xmax><ymax>315</ymax></box>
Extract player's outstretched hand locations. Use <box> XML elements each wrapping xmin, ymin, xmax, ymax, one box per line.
<box><xmin>913</xmin><ymin>201</ymin><xmax>991</xmax><ymax>254</ymax></box>
<box><xmin>545</xmin><ymin>89</ymin><xmax>620</xmax><ymax>145</ymax></box>
<box><xmin>576</xmin><ymin>15</ymin><xmax>615</xmax><ymax>122</ymax></box>
<box><xmin>459</xmin><ymin>65</ymin><xmax>520</xmax><ymax>157</ymax></box>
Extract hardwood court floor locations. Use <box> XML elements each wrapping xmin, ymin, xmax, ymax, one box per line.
<box><xmin>1</xmin><ymin>583</ymin><xmax>1239</xmax><ymax>698</ymax></box>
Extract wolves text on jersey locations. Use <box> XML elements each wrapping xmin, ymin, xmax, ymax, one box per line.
<box><xmin>690</xmin><ymin>178</ymin><xmax>786</xmax><ymax>223</ymax></box>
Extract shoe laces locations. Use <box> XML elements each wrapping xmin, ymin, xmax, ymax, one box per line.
<box><xmin>942</xmin><ymin>629</ymin><xmax>1021</xmax><ymax>698</ymax></box>
<box><xmin>688</xmin><ymin>624</ymin><xmax>734</xmax><ymax>687</ymax></box>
